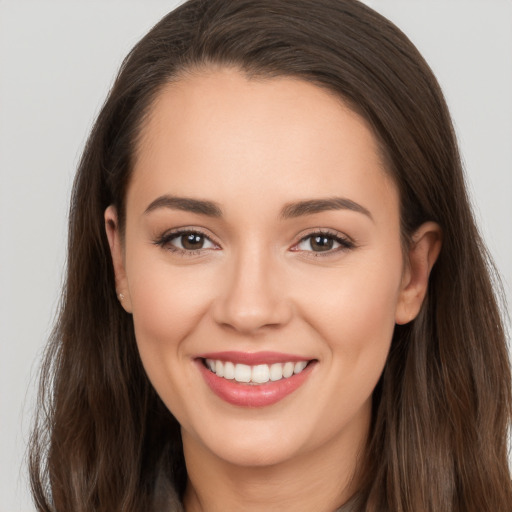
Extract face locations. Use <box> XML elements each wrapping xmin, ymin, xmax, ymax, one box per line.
<box><xmin>106</xmin><ymin>68</ymin><xmax>438</xmax><ymax>470</ymax></box>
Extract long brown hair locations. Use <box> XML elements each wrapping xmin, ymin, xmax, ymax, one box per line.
<box><xmin>30</xmin><ymin>1</ymin><xmax>512</xmax><ymax>510</ymax></box>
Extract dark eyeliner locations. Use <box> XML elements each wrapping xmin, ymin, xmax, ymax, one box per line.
<box><xmin>311</xmin><ymin>230</ymin><xmax>353</xmax><ymax>248</ymax></box>
<box><xmin>293</xmin><ymin>229</ymin><xmax>356</xmax><ymax>255</ymax></box>
<box><xmin>152</xmin><ymin>228</ymin><xmax>216</xmax><ymax>254</ymax></box>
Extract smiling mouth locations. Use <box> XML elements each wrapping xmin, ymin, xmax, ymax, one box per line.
<box><xmin>203</xmin><ymin>358</ymin><xmax>312</xmax><ymax>385</ymax></box>
<box><xmin>197</xmin><ymin>354</ymin><xmax>317</xmax><ymax>407</ymax></box>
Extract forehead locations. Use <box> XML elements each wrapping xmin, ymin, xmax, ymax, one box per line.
<box><xmin>129</xmin><ymin>67</ymin><xmax>397</xmax><ymax>219</ymax></box>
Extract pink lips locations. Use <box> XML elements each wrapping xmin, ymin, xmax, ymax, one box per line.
<box><xmin>196</xmin><ymin>351</ymin><xmax>316</xmax><ymax>408</ymax></box>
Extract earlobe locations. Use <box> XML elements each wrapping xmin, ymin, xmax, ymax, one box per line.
<box><xmin>104</xmin><ymin>205</ymin><xmax>133</xmax><ymax>313</ymax></box>
<box><xmin>395</xmin><ymin>221</ymin><xmax>442</xmax><ymax>325</ymax></box>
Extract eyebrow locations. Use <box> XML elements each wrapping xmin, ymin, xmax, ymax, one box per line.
<box><xmin>144</xmin><ymin>195</ymin><xmax>222</xmax><ymax>217</ymax></box>
<box><xmin>143</xmin><ymin>194</ymin><xmax>372</xmax><ymax>221</ymax></box>
<box><xmin>280</xmin><ymin>197</ymin><xmax>373</xmax><ymax>220</ymax></box>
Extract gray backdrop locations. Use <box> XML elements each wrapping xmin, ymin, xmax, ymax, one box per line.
<box><xmin>1</xmin><ymin>1</ymin><xmax>511</xmax><ymax>510</ymax></box>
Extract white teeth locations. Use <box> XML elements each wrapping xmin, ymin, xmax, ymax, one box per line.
<box><xmin>294</xmin><ymin>361</ymin><xmax>307</xmax><ymax>374</ymax></box>
<box><xmin>205</xmin><ymin>359</ymin><xmax>310</xmax><ymax>384</ymax></box>
<box><xmin>224</xmin><ymin>361</ymin><xmax>235</xmax><ymax>380</ymax></box>
<box><xmin>283</xmin><ymin>361</ymin><xmax>294</xmax><ymax>378</ymax></box>
<box><xmin>215</xmin><ymin>360</ymin><xmax>224</xmax><ymax>378</ymax></box>
<box><xmin>234</xmin><ymin>363</ymin><xmax>251</xmax><ymax>383</ymax></box>
<box><xmin>252</xmin><ymin>364</ymin><xmax>270</xmax><ymax>383</ymax></box>
<box><xmin>269</xmin><ymin>363</ymin><xmax>283</xmax><ymax>381</ymax></box>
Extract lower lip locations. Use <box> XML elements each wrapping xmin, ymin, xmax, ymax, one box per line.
<box><xmin>197</xmin><ymin>360</ymin><xmax>315</xmax><ymax>408</ymax></box>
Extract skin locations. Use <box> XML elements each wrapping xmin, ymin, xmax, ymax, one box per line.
<box><xmin>105</xmin><ymin>67</ymin><xmax>441</xmax><ymax>512</ymax></box>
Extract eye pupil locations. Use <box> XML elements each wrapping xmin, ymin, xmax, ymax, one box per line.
<box><xmin>182</xmin><ymin>233</ymin><xmax>204</xmax><ymax>250</ymax></box>
<box><xmin>311</xmin><ymin>235</ymin><xmax>333</xmax><ymax>251</ymax></box>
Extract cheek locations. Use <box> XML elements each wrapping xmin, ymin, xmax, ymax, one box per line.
<box><xmin>297</xmin><ymin>253</ymin><xmax>402</xmax><ymax>388</ymax></box>
<box><xmin>124</xmin><ymin>254</ymin><xmax>219</xmax><ymax>424</ymax></box>
<box><xmin>125</xmin><ymin>249</ymin><xmax>216</xmax><ymax>359</ymax></box>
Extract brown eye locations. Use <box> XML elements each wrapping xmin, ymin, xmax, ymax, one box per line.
<box><xmin>294</xmin><ymin>232</ymin><xmax>353</xmax><ymax>254</ymax></box>
<box><xmin>309</xmin><ymin>235</ymin><xmax>334</xmax><ymax>252</ymax></box>
<box><xmin>155</xmin><ymin>230</ymin><xmax>217</xmax><ymax>252</ymax></box>
<box><xmin>180</xmin><ymin>233</ymin><xmax>206</xmax><ymax>250</ymax></box>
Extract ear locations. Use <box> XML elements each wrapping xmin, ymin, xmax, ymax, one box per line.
<box><xmin>395</xmin><ymin>221</ymin><xmax>442</xmax><ymax>325</ymax></box>
<box><xmin>105</xmin><ymin>205</ymin><xmax>132</xmax><ymax>313</ymax></box>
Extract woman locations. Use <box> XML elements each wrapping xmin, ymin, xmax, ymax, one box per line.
<box><xmin>29</xmin><ymin>0</ymin><xmax>512</xmax><ymax>510</ymax></box>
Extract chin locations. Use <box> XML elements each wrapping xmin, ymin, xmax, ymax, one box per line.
<box><xmin>184</xmin><ymin>415</ymin><xmax>311</xmax><ymax>469</ymax></box>
<box><xmin>209</xmin><ymin>437</ymin><xmax>300</xmax><ymax>468</ymax></box>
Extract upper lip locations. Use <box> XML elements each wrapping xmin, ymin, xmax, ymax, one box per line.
<box><xmin>196</xmin><ymin>351</ymin><xmax>314</xmax><ymax>366</ymax></box>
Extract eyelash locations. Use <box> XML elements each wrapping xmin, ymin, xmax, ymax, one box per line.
<box><xmin>152</xmin><ymin>228</ymin><xmax>355</xmax><ymax>256</ymax></box>
<box><xmin>292</xmin><ymin>229</ymin><xmax>355</xmax><ymax>256</ymax></box>
<box><xmin>153</xmin><ymin>228</ymin><xmax>219</xmax><ymax>256</ymax></box>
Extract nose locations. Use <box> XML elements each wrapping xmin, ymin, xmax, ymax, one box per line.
<box><xmin>211</xmin><ymin>245</ymin><xmax>293</xmax><ymax>334</ymax></box>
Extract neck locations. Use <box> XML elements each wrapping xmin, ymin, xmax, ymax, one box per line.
<box><xmin>182</xmin><ymin>413</ymin><xmax>368</xmax><ymax>512</ymax></box>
